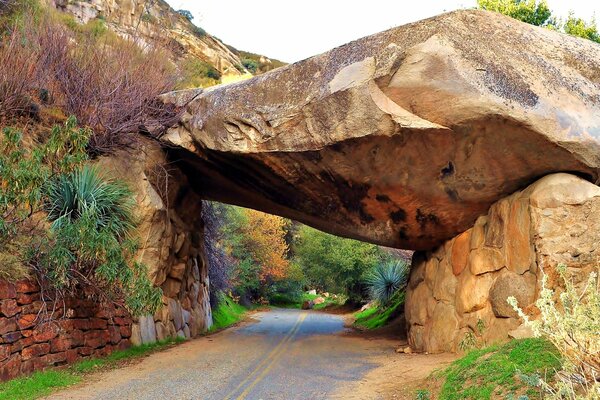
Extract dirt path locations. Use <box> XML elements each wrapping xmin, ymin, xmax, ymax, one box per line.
<box><xmin>45</xmin><ymin>309</ymin><xmax>456</xmax><ymax>400</ymax></box>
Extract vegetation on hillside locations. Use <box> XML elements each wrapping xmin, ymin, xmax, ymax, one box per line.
<box><xmin>508</xmin><ymin>265</ymin><xmax>599</xmax><ymax>399</ymax></box>
<box><xmin>0</xmin><ymin>1</ymin><xmax>165</xmax><ymax>316</ymax></box>
<box><xmin>203</xmin><ymin>203</ymin><xmax>404</xmax><ymax>309</ymax></box>
<box><xmin>477</xmin><ymin>0</ymin><xmax>599</xmax><ymax>43</ymax></box>
<box><xmin>437</xmin><ymin>338</ymin><xmax>561</xmax><ymax>400</ymax></box>
<box><xmin>210</xmin><ymin>293</ymin><xmax>248</xmax><ymax>332</ymax></box>
<box><xmin>354</xmin><ymin>291</ymin><xmax>405</xmax><ymax>330</ymax></box>
<box><xmin>0</xmin><ymin>1</ymin><xmax>178</xmax><ymax>155</ymax></box>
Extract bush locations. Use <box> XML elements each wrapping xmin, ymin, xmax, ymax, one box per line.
<box><xmin>293</xmin><ymin>225</ymin><xmax>385</xmax><ymax>303</ymax></box>
<box><xmin>177</xmin><ymin>58</ymin><xmax>221</xmax><ymax>89</ymax></box>
<box><xmin>0</xmin><ymin>8</ymin><xmax>179</xmax><ymax>154</ymax></box>
<box><xmin>0</xmin><ymin>22</ymin><xmax>39</xmax><ymax>119</ymax></box>
<box><xmin>365</xmin><ymin>260</ymin><xmax>408</xmax><ymax>304</ymax></box>
<box><xmin>0</xmin><ymin>117</ymin><xmax>89</xmax><ymax>244</ymax></box>
<box><xmin>509</xmin><ymin>265</ymin><xmax>600</xmax><ymax>398</ymax></box>
<box><xmin>241</xmin><ymin>58</ymin><xmax>259</xmax><ymax>74</ymax></box>
<box><xmin>40</xmin><ymin>165</ymin><xmax>162</xmax><ymax>316</ymax></box>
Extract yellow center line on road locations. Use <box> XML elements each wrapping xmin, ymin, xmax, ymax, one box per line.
<box><xmin>235</xmin><ymin>313</ymin><xmax>307</xmax><ymax>400</ymax></box>
<box><xmin>223</xmin><ymin>313</ymin><xmax>307</xmax><ymax>400</ymax></box>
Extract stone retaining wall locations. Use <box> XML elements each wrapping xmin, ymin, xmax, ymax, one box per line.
<box><xmin>0</xmin><ymin>279</ymin><xmax>132</xmax><ymax>381</ymax></box>
<box><xmin>406</xmin><ymin>173</ymin><xmax>600</xmax><ymax>353</ymax></box>
<box><xmin>99</xmin><ymin>139</ymin><xmax>213</xmax><ymax>346</ymax></box>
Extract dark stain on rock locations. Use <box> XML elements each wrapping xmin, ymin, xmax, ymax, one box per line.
<box><xmin>416</xmin><ymin>208</ymin><xmax>440</xmax><ymax>228</ymax></box>
<box><xmin>329</xmin><ymin>142</ymin><xmax>345</xmax><ymax>153</ymax></box>
<box><xmin>484</xmin><ymin>64</ymin><xmax>539</xmax><ymax>107</ymax></box>
<box><xmin>303</xmin><ymin>151</ymin><xmax>323</xmax><ymax>163</ymax></box>
<box><xmin>445</xmin><ymin>187</ymin><xmax>460</xmax><ymax>202</ymax></box>
<box><xmin>440</xmin><ymin>161</ymin><xmax>455</xmax><ymax>178</ymax></box>
<box><xmin>376</xmin><ymin>194</ymin><xmax>391</xmax><ymax>203</ymax></box>
<box><xmin>390</xmin><ymin>209</ymin><xmax>407</xmax><ymax>223</ymax></box>
<box><xmin>399</xmin><ymin>227</ymin><xmax>409</xmax><ymax>241</ymax></box>
<box><xmin>318</xmin><ymin>170</ymin><xmax>374</xmax><ymax>224</ymax></box>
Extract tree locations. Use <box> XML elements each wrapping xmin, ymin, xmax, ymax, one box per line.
<box><xmin>293</xmin><ymin>225</ymin><xmax>386</xmax><ymax>302</ymax></box>
<box><xmin>477</xmin><ymin>0</ymin><xmax>600</xmax><ymax>44</ymax></box>
<box><xmin>564</xmin><ymin>13</ymin><xmax>600</xmax><ymax>43</ymax></box>
<box><xmin>177</xmin><ymin>9</ymin><xmax>193</xmax><ymax>21</ymax></box>
<box><xmin>221</xmin><ymin>206</ymin><xmax>291</xmax><ymax>300</ymax></box>
<box><xmin>477</xmin><ymin>0</ymin><xmax>553</xmax><ymax>26</ymax></box>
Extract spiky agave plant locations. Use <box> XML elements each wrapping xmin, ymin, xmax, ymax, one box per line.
<box><xmin>46</xmin><ymin>165</ymin><xmax>135</xmax><ymax>239</ymax></box>
<box><xmin>366</xmin><ymin>260</ymin><xmax>409</xmax><ymax>305</ymax></box>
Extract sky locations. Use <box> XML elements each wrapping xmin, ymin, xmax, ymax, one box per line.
<box><xmin>164</xmin><ymin>1</ymin><xmax>600</xmax><ymax>63</ymax></box>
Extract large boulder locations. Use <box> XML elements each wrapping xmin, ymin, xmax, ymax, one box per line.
<box><xmin>161</xmin><ymin>9</ymin><xmax>600</xmax><ymax>250</ymax></box>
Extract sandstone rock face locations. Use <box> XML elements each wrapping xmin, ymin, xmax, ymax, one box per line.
<box><xmin>161</xmin><ymin>9</ymin><xmax>600</xmax><ymax>250</ymax></box>
<box><xmin>98</xmin><ymin>139</ymin><xmax>212</xmax><ymax>345</ymax></box>
<box><xmin>51</xmin><ymin>0</ymin><xmax>245</xmax><ymax>76</ymax></box>
<box><xmin>405</xmin><ymin>173</ymin><xmax>600</xmax><ymax>353</ymax></box>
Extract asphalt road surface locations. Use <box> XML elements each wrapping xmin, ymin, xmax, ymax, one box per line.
<box><xmin>45</xmin><ymin>308</ymin><xmax>452</xmax><ymax>400</ymax></box>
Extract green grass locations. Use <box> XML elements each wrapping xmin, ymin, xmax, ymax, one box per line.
<box><xmin>0</xmin><ymin>338</ymin><xmax>184</xmax><ymax>400</ymax></box>
<box><xmin>353</xmin><ymin>291</ymin><xmax>404</xmax><ymax>329</ymax></box>
<box><xmin>269</xmin><ymin>292</ymin><xmax>344</xmax><ymax>310</ymax></box>
<box><xmin>210</xmin><ymin>294</ymin><xmax>248</xmax><ymax>332</ymax></box>
<box><xmin>438</xmin><ymin>338</ymin><xmax>561</xmax><ymax>400</ymax></box>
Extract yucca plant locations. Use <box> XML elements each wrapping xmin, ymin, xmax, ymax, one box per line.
<box><xmin>46</xmin><ymin>165</ymin><xmax>135</xmax><ymax>239</ymax></box>
<box><xmin>366</xmin><ymin>260</ymin><xmax>409</xmax><ymax>305</ymax></box>
<box><xmin>41</xmin><ymin>165</ymin><xmax>161</xmax><ymax>316</ymax></box>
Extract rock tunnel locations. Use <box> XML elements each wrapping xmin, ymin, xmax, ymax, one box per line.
<box><xmin>119</xmin><ymin>9</ymin><xmax>600</xmax><ymax>352</ymax></box>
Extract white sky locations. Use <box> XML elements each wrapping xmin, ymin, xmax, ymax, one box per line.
<box><xmin>165</xmin><ymin>1</ymin><xmax>600</xmax><ymax>63</ymax></box>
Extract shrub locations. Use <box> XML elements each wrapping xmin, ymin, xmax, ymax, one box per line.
<box><xmin>241</xmin><ymin>58</ymin><xmax>258</xmax><ymax>74</ymax></box>
<box><xmin>178</xmin><ymin>58</ymin><xmax>221</xmax><ymax>89</ymax></box>
<box><xmin>0</xmin><ymin>22</ymin><xmax>39</xmax><ymax>119</ymax></box>
<box><xmin>0</xmin><ymin>117</ymin><xmax>89</xmax><ymax>243</ymax></box>
<box><xmin>365</xmin><ymin>260</ymin><xmax>408</xmax><ymax>304</ymax></box>
<box><xmin>0</xmin><ymin>117</ymin><xmax>88</xmax><ymax>284</ymax></box>
<box><xmin>176</xmin><ymin>9</ymin><xmax>193</xmax><ymax>21</ymax></box>
<box><xmin>40</xmin><ymin>166</ymin><xmax>162</xmax><ymax>315</ymax></box>
<box><xmin>508</xmin><ymin>265</ymin><xmax>600</xmax><ymax>398</ymax></box>
<box><xmin>0</xmin><ymin>9</ymin><xmax>179</xmax><ymax>154</ymax></box>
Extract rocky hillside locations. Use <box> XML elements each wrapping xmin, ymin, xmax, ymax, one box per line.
<box><xmin>48</xmin><ymin>0</ymin><xmax>276</xmax><ymax>78</ymax></box>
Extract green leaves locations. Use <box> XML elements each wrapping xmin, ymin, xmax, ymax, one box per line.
<box><xmin>477</xmin><ymin>0</ymin><xmax>553</xmax><ymax>26</ymax></box>
<box><xmin>365</xmin><ymin>260</ymin><xmax>408</xmax><ymax>305</ymax></box>
<box><xmin>477</xmin><ymin>0</ymin><xmax>600</xmax><ymax>43</ymax></box>
<box><xmin>42</xmin><ymin>166</ymin><xmax>161</xmax><ymax>316</ymax></box>
<box><xmin>46</xmin><ymin>165</ymin><xmax>135</xmax><ymax>239</ymax></box>
<box><xmin>293</xmin><ymin>225</ymin><xmax>385</xmax><ymax>301</ymax></box>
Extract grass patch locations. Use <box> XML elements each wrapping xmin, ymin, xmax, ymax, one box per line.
<box><xmin>210</xmin><ymin>294</ymin><xmax>247</xmax><ymax>332</ymax></box>
<box><xmin>438</xmin><ymin>338</ymin><xmax>561</xmax><ymax>400</ymax></box>
<box><xmin>353</xmin><ymin>291</ymin><xmax>404</xmax><ymax>329</ymax></box>
<box><xmin>269</xmin><ymin>292</ymin><xmax>344</xmax><ymax>310</ymax></box>
<box><xmin>0</xmin><ymin>338</ymin><xmax>184</xmax><ymax>400</ymax></box>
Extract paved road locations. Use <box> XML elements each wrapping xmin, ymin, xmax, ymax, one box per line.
<box><xmin>46</xmin><ymin>308</ymin><xmax>448</xmax><ymax>400</ymax></box>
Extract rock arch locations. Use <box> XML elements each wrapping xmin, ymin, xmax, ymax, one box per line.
<box><xmin>126</xmin><ymin>9</ymin><xmax>600</xmax><ymax>350</ymax></box>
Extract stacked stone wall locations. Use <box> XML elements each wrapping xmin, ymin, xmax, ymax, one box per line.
<box><xmin>406</xmin><ymin>173</ymin><xmax>600</xmax><ymax>353</ymax></box>
<box><xmin>0</xmin><ymin>280</ymin><xmax>132</xmax><ymax>381</ymax></box>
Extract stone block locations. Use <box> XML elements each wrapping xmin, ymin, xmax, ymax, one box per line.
<box><xmin>456</xmin><ymin>272</ymin><xmax>494</xmax><ymax>314</ymax></box>
<box><xmin>451</xmin><ymin>230</ymin><xmax>471</xmax><ymax>275</ymax></box>
<box><xmin>139</xmin><ymin>315</ymin><xmax>157</xmax><ymax>344</ymax></box>
<box><xmin>15</xmin><ymin>280</ymin><xmax>39</xmax><ymax>294</ymax></box>
<box><xmin>469</xmin><ymin>247</ymin><xmax>504</xmax><ymax>275</ymax></box>
<box><xmin>490</xmin><ymin>271</ymin><xmax>537</xmax><ymax>318</ymax></box>
<box><xmin>0</xmin><ymin>300</ymin><xmax>20</xmax><ymax>318</ymax></box>
<box><xmin>169</xmin><ymin>263</ymin><xmax>186</xmax><ymax>281</ymax></box>
<box><xmin>0</xmin><ymin>318</ymin><xmax>16</xmax><ymax>335</ymax></box>
<box><xmin>0</xmin><ymin>281</ymin><xmax>16</xmax><ymax>299</ymax></box>
<box><xmin>21</xmin><ymin>343</ymin><xmax>50</xmax><ymax>360</ymax></box>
